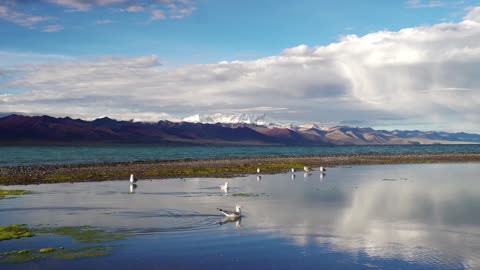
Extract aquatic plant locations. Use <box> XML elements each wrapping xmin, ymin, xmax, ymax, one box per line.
<box><xmin>0</xmin><ymin>225</ymin><xmax>124</xmax><ymax>263</ymax></box>
<box><xmin>0</xmin><ymin>224</ymin><xmax>34</xmax><ymax>241</ymax></box>
<box><xmin>0</xmin><ymin>189</ymin><xmax>31</xmax><ymax>200</ymax></box>
<box><xmin>39</xmin><ymin>248</ymin><xmax>56</xmax><ymax>253</ymax></box>
<box><xmin>144</xmin><ymin>162</ymin><xmax>306</xmax><ymax>179</ymax></box>
<box><xmin>231</xmin><ymin>193</ymin><xmax>263</xmax><ymax>197</ymax></box>
<box><xmin>33</xmin><ymin>226</ymin><xmax>126</xmax><ymax>243</ymax></box>
<box><xmin>54</xmin><ymin>245</ymin><xmax>113</xmax><ymax>260</ymax></box>
<box><xmin>1</xmin><ymin>250</ymin><xmax>40</xmax><ymax>263</ymax></box>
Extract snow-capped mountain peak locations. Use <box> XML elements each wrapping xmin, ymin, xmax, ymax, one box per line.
<box><xmin>182</xmin><ymin>113</ymin><xmax>269</xmax><ymax>125</ymax></box>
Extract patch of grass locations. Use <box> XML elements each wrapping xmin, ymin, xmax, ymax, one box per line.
<box><xmin>33</xmin><ymin>226</ymin><xmax>126</xmax><ymax>243</ymax></box>
<box><xmin>0</xmin><ymin>224</ymin><xmax>34</xmax><ymax>241</ymax></box>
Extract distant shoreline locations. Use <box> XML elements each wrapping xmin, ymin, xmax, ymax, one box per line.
<box><xmin>1</xmin><ymin>152</ymin><xmax>479</xmax><ymax>186</ymax></box>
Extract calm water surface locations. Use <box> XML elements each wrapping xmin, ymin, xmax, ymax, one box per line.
<box><xmin>1</xmin><ymin>145</ymin><xmax>480</xmax><ymax>166</ymax></box>
<box><xmin>1</xmin><ymin>163</ymin><xmax>479</xmax><ymax>269</ymax></box>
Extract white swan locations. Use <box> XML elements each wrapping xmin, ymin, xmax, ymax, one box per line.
<box><xmin>320</xmin><ymin>166</ymin><xmax>327</xmax><ymax>172</ymax></box>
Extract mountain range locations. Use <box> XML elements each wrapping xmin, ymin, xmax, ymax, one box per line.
<box><xmin>0</xmin><ymin>114</ymin><xmax>479</xmax><ymax>145</ymax></box>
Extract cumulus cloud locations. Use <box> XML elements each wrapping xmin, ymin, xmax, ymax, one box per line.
<box><xmin>465</xmin><ymin>6</ymin><xmax>480</xmax><ymax>22</ymax></box>
<box><xmin>1</xmin><ymin>7</ymin><xmax>480</xmax><ymax>131</ymax></box>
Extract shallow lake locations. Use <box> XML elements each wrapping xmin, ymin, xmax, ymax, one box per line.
<box><xmin>1</xmin><ymin>163</ymin><xmax>480</xmax><ymax>269</ymax></box>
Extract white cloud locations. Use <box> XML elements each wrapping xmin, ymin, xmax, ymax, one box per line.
<box><xmin>1</xmin><ymin>7</ymin><xmax>480</xmax><ymax>131</ymax></box>
<box><xmin>42</xmin><ymin>24</ymin><xmax>64</xmax><ymax>32</ymax></box>
<box><xmin>0</xmin><ymin>2</ymin><xmax>50</xmax><ymax>27</ymax></box>
<box><xmin>406</xmin><ymin>0</ymin><xmax>445</xmax><ymax>8</ymax></box>
<box><xmin>96</xmin><ymin>19</ymin><xmax>113</xmax><ymax>24</ymax></box>
<box><xmin>125</xmin><ymin>5</ymin><xmax>145</xmax><ymax>12</ymax></box>
<box><xmin>45</xmin><ymin>0</ymin><xmax>126</xmax><ymax>11</ymax></box>
<box><xmin>465</xmin><ymin>6</ymin><xmax>480</xmax><ymax>22</ymax></box>
<box><xmin>151</xmin><ymin>9</ymin><xmax>166</xmax><ymax>20</ymax></box>
<box><xmin>0</xmin><ymin>0</ymin><xmax>197</xmax><ymax>29</ymax></box>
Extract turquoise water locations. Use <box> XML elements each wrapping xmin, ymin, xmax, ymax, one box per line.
<box><xmin>1</xmin><ymin>163</ymin><xmax>479</xmax><ymax>269</ymax></box>
<box><xmin>0</xmin><ymin>145</ymin><xmax>479</xmax><ymax>166</ymax></box>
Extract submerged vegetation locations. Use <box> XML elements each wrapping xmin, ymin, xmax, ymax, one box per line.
<box><xmin>1</xmin><ymin>245</ymin><xmax>114</xmax><ymax>263</ymax></box>
<box><xmin>33</xmin><ymin>226</ymin><xmax>126</xmax><ymax>243</ymax></box>
<box><xmin>0</xmin><ymin>224</ymin><xmax>34</xmax><ymax>241</ymax></box>
<box><xmin>231</xmin><ymin>193</ymin><xmax>264</xmax><ymax>197</ymax></box>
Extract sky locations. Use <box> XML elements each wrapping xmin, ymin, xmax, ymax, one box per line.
<box><xmin>0</xmin><ymin>0</ymin><xmax>480</xmax><ymax>132</ymax></box>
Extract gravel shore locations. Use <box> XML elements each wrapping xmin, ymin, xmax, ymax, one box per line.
<box><xmin>1</xmin><ymin>152</ymin><xmax>479</xmax><ymax>185</ymax></box>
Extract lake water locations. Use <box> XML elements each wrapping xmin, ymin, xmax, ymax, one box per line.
<box><xmin>1</xmin><ymin>163</ymin><xmax>480</xmax><ymax>269</ymax></box>
<box><xmin>1</xmin><ymin>144</ymin><xmax>480</xmax><ymax>166</ymax></box>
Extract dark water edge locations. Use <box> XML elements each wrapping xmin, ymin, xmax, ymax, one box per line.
<box><xmin>1</xmin><ymin>144</ymin><xmax>480</xmax><ymax>166</ymax></box>
<box><xmin>0</xmin><ymin>144</ymin><xmax>480</xmax><ymax>166</ymax></box>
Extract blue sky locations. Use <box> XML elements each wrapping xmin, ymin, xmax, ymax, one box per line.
<box><xmin>1</xmin><ymin>0</ymin><xmax>480</xmax><ymax>132</ymax></box>
<box><xmin>0</xmin><ymin>0</ymin><xmax>474</xmax><ymax>64</ymax></box>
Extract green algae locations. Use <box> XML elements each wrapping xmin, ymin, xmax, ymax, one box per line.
<box><xmin>33</xmin><ymin>226</ymin><xmax>126</xmax><ymax>243</ymax></box>
<box><xmin>143</xmin><ymin>162</ymin><xmax>307</xmax><ymax>179</ymax></box>
<box><xmin>0</xmin><ymin>224</ymin><xmax>34</xmax><ymax>241</ymax></box>
<box><xmin>231</xmin><ymin>193</ymin><xmax>264</xmax><ymax>197</ymax></box>
<box><xmin>0</xmin><ymin>190</ymin><xmax>31</xmax><ymax>196</ymax></box>
<box><xmin>0</xmin><ymin>189</ymin><xmax>31</xmax><ymax>200</ymax></box>
<box><xmin>1</xmin><ymin>249</ymin><xmax>32</xmax><ymax>256</ymax></box>
<box><xmin>1</xmin><ymin>245</ymin><xmax>114</xmax><ymax>263</ymax></box>
<box><xmin>0</xmin><ymin>225</ymin><xmax>123</xmax><ymax>263</ymax></box>
<box><xmin>54</xmin><ymin>245</ymin><xmax>113</xmax><ymax>260</ymax></box>
<box><xmin>39</xmin><ymin>248</ymin><xmax>56</xmax><ymax>253</ymax></box>
<box><xmin>1</xmin><ymin>249</ymin><xmax>41</xmax><ymax>263</ymax></box>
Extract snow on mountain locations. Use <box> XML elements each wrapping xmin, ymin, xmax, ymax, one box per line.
<box><xmin>182</xmin><ymin>113</ymin><xmax>333</xmax><ymax>131</ymax></box>
<box><xmin>183</xmin><ymin>113</ymin><xmax>269</xmax><ymax>125</ymax></box>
